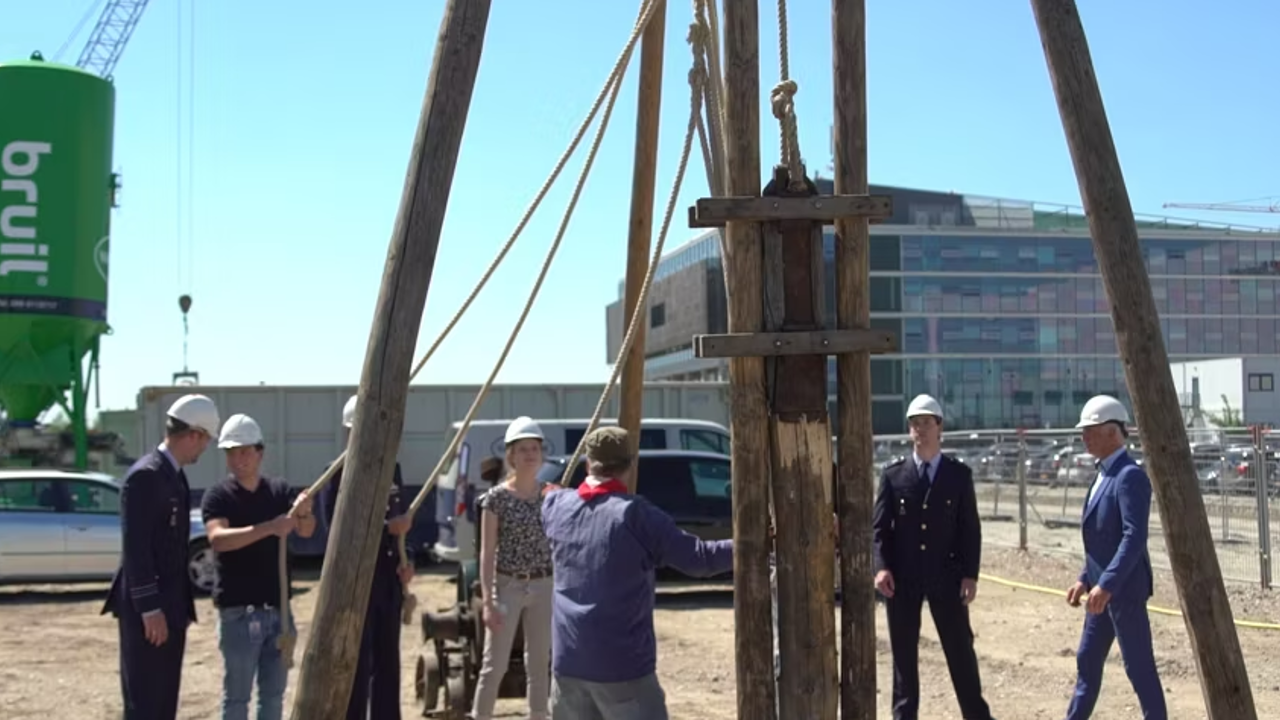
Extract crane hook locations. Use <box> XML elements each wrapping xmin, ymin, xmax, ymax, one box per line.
<box><xmin>178</xmin><ymin>294</ymin><xmax>192</xmax><ymax>315</ymax></box>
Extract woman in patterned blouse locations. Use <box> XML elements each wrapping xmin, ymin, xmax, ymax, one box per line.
<box><xmin>470</xmin><ymin>416</ymin><xmax>554</xmax><ymax>720</ymax></box>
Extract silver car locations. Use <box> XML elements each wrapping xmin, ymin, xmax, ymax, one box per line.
<box><xmin>0</xmin><ymin>468</ymin><xmax>216</xmax><ymax>594</ymax></box>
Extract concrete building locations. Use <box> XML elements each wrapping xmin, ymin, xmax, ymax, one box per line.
<box><xmin>1171</xmin><ymin>357</ymin><xmax>1280</xmax><ymax>428</ymax></box>
<box><xmin>604</xmin><ymin>181</ymin><xmax>1280</xmax><ymax>433</ymax></box>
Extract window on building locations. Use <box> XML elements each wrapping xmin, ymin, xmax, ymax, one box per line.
<box><xmin>1248</xmin><ymin>373</ymin><xmax>1274</xmax><ymax>392</ymax></box>
<box><xmin>870</xmin><ymin>277</ymin><xmax>902</xmax><ymax>312</ymax></box>
<box><xmin>869</xmin><ymin>236</ymin><xmax>901</xmax><ymax>271</ymax></box>
<box><xmin>650</xmin><ymin>303</ymin><xmax>666</xmax><ymax>329</ymax></box>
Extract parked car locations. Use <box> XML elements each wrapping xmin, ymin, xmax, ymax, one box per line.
<box><xmin>0</xmin><ymin>468</ymin><xmax>215</xmax><ymax>594</ymax></box>
<box><xmin>434</xmin><ymin>418</ymin><xmax>731</xmax><ymax>563</ymax></box>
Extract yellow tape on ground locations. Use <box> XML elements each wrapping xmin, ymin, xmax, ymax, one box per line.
<box><xmin>978</xmin><ymin>573</ymin><xmax>1280</xmax><ymax>631</ymax></box>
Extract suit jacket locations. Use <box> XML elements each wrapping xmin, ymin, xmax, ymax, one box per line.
<box><xmin>101</xmin><ymin>449</ymin><xmax>197</xmax><ymax>625</ymax></box>
<box><xmin>321</xmin><ymin>460</ymin><xmax>410</xmax><ymax>572</ymax></box>
<box><xmin>1077</xmin><ymin>450</ymin><xmax>1154</xmax><ymax>601</ymax></box>
<box><xmin>872</xmin><ymin>453</ymin><xmax>982</xmax><ymax>584</ymax></box>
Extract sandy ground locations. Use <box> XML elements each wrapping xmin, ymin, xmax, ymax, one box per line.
<box><xmin>2</xmin><ymin>547</ymin><xmax>1279</xmax><ymax>719</ymax></box>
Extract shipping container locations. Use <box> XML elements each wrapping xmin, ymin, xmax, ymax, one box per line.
<box><xmin>131</xmin><ymin>382</ymin><xmax>730</xmax><ymax>557</ymax></box>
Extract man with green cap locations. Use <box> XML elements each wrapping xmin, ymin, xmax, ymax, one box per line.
<box><xmin>541</xmin><ymin>426</ymin><xmax>734</xmax><ymax>719</ymax></box>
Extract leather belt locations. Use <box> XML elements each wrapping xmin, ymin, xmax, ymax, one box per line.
<box><xmin>498</xmin><ymin>568</ymin><xmax>552</xmax><ymax>581</ymax></box>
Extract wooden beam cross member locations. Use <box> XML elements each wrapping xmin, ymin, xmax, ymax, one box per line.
<box><xmin>688</xmin><ymin>191</ymin><xmax>892</xmax><ymax>228</ymax></box>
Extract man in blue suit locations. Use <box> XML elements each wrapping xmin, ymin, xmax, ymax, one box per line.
<box><xmin>1065</xmin><ymin>394</ymin><xmax>1166</xmax><ymax>720</ymax></box>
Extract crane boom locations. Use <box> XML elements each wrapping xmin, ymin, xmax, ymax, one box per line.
<box><xmin>75</xmin><ymin>0</ymin><xmax>151</xmax><ymax>78</ymax></box>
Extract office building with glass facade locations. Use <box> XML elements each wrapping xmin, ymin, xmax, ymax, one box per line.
<box><xmin>603</xmin><ymin>182</ymin><xmax>1280</xmax><ymax>434</ymax></box>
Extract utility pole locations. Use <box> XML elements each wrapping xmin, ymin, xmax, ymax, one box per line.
<box><xmin>694</xmin><ymin>3</ymin><xmax>893</xmax><ymax>716</ymax></box>
<box><xmin>288</xmin><ymin>1</ymin><xmax>492</xmax><ymax>717</ymax></box>
<box><xmin>1030</xmin><ymin>1</ymin><xmax>1257</xmax><ymax>718</ymax></box>
<box><xmin>618</xmin><ymin>0</ymin><xmax>666</xmax><ymax>492</ymax></box>
<box><xmin>831</xmin><ymin>0</ymin><xmax>879</xmax><ymax>716</ymax></box>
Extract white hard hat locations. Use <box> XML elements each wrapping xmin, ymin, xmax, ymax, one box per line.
<box><xmin>167</xmin><ymin>394</ymin><xmax>221</xmax><ymax>437</ymax></box>
<box><xmin>342</xmin><ymin>395</ymin><xmax>358</xmax><ymax>428</ymax></box>
<box><xmin>906</xmin><ymin>394</ymin><xmax>943</xmax><ymax>420</ymax></box>
<box><xmin>504</xmin><ymin>416</ymin><xmax>544</xmax><ymax>445</ymax></box>
<box><xmin>218</xmin><ymin>413</ymin><xmax>264</xmax><ymax>449</ymax></box>
<box><xmin>1075</xmin><ymin>395</ymin><xmax>1130</xmax><ymax>429</ymax></box>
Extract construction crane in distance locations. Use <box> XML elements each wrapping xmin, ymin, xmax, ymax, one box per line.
<box><xmin>74</xmin><ymin>0</ymin><xmax>152</xmax><ymax>78</ymax></box>
<box><xmin>1164</xmin><ymin>198</ymin><xmax>1280</xmax><ymax>214</ymax></box>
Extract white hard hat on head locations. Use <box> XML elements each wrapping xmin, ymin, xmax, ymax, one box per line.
<box><xmin>1075</xmin><ymin>394</ymin><xmax>1130</xmax><ymax>429</ymax></box>
<box><xmin>505</xmin><ymin>416</ymin><xmax>544</xmax><ymax>445</ymax></box>
<box><xmin>906</xmin><ymin>394</ymin><xmax>943</xmax><ymax>420</ymax></box>
<box><xmin>167</xmin><ymin>394</ymin><xmax>220</xmax><ymax>437</ymax></box>
<box><xmin>342</xmin><ymin>395</ymin><xmax>358</xmax><ymax>428</ymax></box>
<box><xmin>219</xmin><ymin>413</ymin><xmax>264</xmax><ymax>449</ymax></box>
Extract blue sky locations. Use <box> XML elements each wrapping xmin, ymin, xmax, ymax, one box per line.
<box><xmin>4</xmin><ymin>0</ymin><xmax>1277</xmax><ymax>419</ymax></box>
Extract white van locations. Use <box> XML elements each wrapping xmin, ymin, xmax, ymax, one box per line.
<box><xmin>430</xmin><ymin>417</ymin><xmax>730</xmax><ymax>562</ymax></box>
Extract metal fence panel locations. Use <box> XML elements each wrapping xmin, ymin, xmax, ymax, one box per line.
<box><xmin>868</xmin><ymin>426</ymin><xmax>1276</xmax><ymax>589</ymax></box>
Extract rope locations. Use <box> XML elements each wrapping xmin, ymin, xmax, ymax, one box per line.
<box><xmin>556</xmin><ymin>3</ymin><xmax>711</xmax><ymax>486</ymax></box>
<box><xmin>277</xmin><ymin>0</ymin><xmax>664</xmax><ymax>633</ymax></box>
<box><xmin>771</xmin><ymin>0</ymin><xmax>805</xmax><ymax>189</ymax></box>
<box><xmin>279</xmin><ymin>0</ymin><xmax>661</xmax><ymax>505</ymax></box>
<box><xmin>387</xmin><ymin>0</ymin><xmax>664</xmax><ymax>613</ymax></box>
<box><xmin>689</xmin><ymin>0</ymin><xmax>733</xmax><ymax>301</ymax></box>
<box><xmin>978</xmin><ymin>572</ymin><xmax>1280</xmax><ymax>631</ymax></box>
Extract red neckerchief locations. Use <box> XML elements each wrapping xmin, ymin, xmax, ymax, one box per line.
<box><xmin>577</xmin><ymin>477</ymin><xmax>628</xmax><ymax>501</ymax></box>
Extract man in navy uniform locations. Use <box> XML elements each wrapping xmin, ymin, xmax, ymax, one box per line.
<box><xmin>103</xmin><ymin>393</ymin><xmax>221</xmax><ymax>720</ymax></box>
<box><xmin>322</xmin><ymin>394</ymin><xmax>415</xmax><ymax>720</ymax></box>
<box><xmin>872</xmin><ymin>394</ymin><xmax>996</xmax><ymax>720</ymax></box>
<box><xmin>1064</xmin><ymin>395</ymin><xmax>1166</xmax><ymax>720</ymax></box>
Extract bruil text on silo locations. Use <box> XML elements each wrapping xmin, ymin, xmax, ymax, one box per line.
<box><xmin>0</xmin><ymin>140</ymin><xmax>52</xmax><ymax>285</ymax></box>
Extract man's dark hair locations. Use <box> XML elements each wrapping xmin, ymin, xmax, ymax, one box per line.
<box><xmin>587</xmin><ymin>458</ymin><xmax>631</xmax><ymax>477</ymax></box>
<box><xmin>165</xmin><ymin>416</ymin><xmax>192</xmax><ymax>437</ymax></box>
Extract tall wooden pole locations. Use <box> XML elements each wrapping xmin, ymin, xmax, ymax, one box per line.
<box><xmin>1029</xmin><ymin>2</ymin><xmax>1257</xmax><ymax>718</ymax></box>
<box><xmin>288</xmin><ymin>1</ymin><xmax>492</xmax><ymax>717</ymax></box>
<box><xmin>721</xmin><ymin>1</ymin><xmax>777</xmax><ymax>717</ymax></box>
<box><xmin>831</xmin><ymin>0</ymin><xmax>877</xmax><ymax>717</ymax></box>
<box><xmin>618</xmin><ymin>0</ymin><xmax>666</xmax><ymax>492</ymax></box>
<box><xmin>763</xmin><ymin>168</ymin><xmax>840</xmax><ymax>719</ymax></box>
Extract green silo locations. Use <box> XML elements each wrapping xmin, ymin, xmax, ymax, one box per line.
<box><xmin>0</xmin><ymin>53</ymin><xmax>114</xmax><ymax>460</ymax></box>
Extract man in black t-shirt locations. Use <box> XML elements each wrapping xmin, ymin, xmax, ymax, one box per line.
<box><xmin>201</xmin><ymin>413</ymin><xmax>315</xmax><ymax>720</ymax></box>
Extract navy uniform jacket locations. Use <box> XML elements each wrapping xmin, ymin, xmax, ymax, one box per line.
<box><xmin>101</xmin><ymin>449</ymin><xmax>197</xmax><ymax>624</ymax></box>
<box><xmin>871</xmin><ymin>454</ymin><xmax>982</xmax><ymax>585</ymax></box>
<box><xmin>322</xmin><ymin>461</ymin><xmax>410</xmax><ymax>573</ymax></box>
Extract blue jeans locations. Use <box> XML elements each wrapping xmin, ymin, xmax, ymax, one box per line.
<box><xmin>217</xmin><ymin>605</ymin><xmax>293</xmax><ymax>720</ymax></box>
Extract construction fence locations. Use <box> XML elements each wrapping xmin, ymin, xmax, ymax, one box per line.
<box><xmin>873</xmin><ymin>427</ymin><xmax>1279</xmax><ymax>589</ymax></box>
